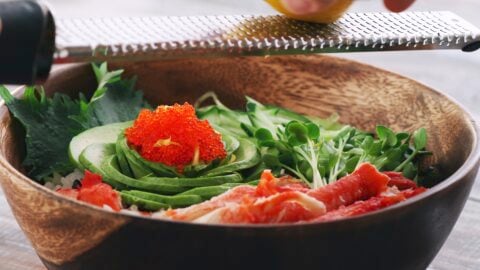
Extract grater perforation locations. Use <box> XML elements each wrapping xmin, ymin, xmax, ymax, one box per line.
<box><xmin>54</xmin><ymin>11</ymin><xmax>480</xmax><ymax>63</ymax></box>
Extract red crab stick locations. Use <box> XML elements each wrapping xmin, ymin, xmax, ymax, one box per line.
<box><xmin>204</xmin><ymin>171</ymin><xmax>324</xmax><ymax>224</ymax></box>
<box><xmin>256</xmin><ymin>170</ymin><xmax>310</xmax><ymax>197</ymax></box>
<box><xmin>307</xmin><ymin>163</ymin><xmax>390</xmax><ymax>211</ymax></box>
<box><xmin>313</xmin><ymin>188</ymin><xmax>427</xmax><ymax>222</ymax></box>
<box><xmin>218</xmin><ymin>166</ymin><xmax>390</xmax><ymax>224</ymax></box>
<box><xmin>56</xmin><ymin>171</ymin><xmax>122</xmax><ymax>211</ymax></box>
<box><xmin>384</xmin><ymin>171</ymin><xmax>419</xmax><ymax>190</ymax></box>
<box><xmin>164</xmin><ymin>185</ymin><xmax>257</xmax><ymax>221</ymax></box>
<box><xmin>165</xmin><ymin>171</ymin><xmax>311</xmax><ymax>222</ymax></box>
<box><xmin>218</xmin><ymin>191</ymin><xmax>326</xmax><ymax>224</ymax></box>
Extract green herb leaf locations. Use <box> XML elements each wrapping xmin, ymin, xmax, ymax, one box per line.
<box><xmin>194</xmin><ymin>91</ymin><xmax>431</xmax><ymax>186</ymax></box>
<box><xmin>91</xmin><ymin>62</ymin><xmax>124</xmax><ymax>101</ymax></box>
<box><xmin>413</xmin><ymin>128</ymin><xmax>427</xmax><ymax>150</ymax></box>
<box><xmin>0</xmin><ymin>63</ymin><xmax>149</xmax><ymax>181</ymax></box>
<box><xmin>306</xmin><ymin>123</ymin><xmax>320</xmax><ymax>139</ymax></box>
<box><xmin>402</xmin><ymin>162</ymin><xmax>418</xmax><ymax>180</ymax></box>
<box><xmin>376</xmin><ymin>125</ymin><xmax>397</xmax><ymax>146</ymax></box>
<box><xmin>255</xmin><ymin>128</ymin><xmax>274</xmax><ymax>141</ymax></box>
<box><xmin>286</xmin><ymin>121</ymin><xmax>308</xmax><ymax>144</ymax></box>
<box><xmin>0</xmin><ymin>86</ymin><xmax>83</xmax><ymax>180</ymax></box>
<box><xmin>72</xmin><ymin>77</ymin><xmax>148</xmax><ymax>129</ymax></box>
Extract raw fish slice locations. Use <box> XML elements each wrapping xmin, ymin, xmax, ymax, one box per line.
<box><xmin>307</xmin><ymin>163</ymin><xmax>389</xmax><ymax>211</ymax></box>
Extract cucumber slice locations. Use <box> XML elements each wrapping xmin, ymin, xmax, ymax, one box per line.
<box><xmin>223</xmin><ymin>133</ymin><xmax>240</xmax><ymax>156</ymax></box>
<box><xmin>69</xmin><ymin>121</ymin><xmax>132</xmax><ymax>167</ymax></box>
<box><xmin>79</xmin><ymin>143</ymin><xmax>115</xmax><ymax>174</ymax></box>
<box><xmin>78</xmin><ymin>143</ymin><xmax>126</xmax><ymax>189</ymax></box>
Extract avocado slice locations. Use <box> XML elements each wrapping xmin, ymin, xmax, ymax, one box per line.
<box><xmin>122</xmin><ymin>190</ymin><xmax>203</xmax><ymax>208</ymax></box>
<box><xmin>101</xmin><ymin>155</ymin><xmax>188</xmax><ymax>194</ymax></box>
<box><xmin>115</xmin><ymin>135</ymin><xmax>157</xmax><ymax>178</ymax></box>
<box><xmin>203</xmin><ymin>137</ymin><xmax>260</xmax><ymax>177</ymax></box>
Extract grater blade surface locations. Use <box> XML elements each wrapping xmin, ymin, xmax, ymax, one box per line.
<box><xmin>54</xmin><ymin>11</ymin><xmax>480</xmax><ymax>63</ymax></box>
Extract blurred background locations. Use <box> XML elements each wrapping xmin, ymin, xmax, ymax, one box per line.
<box><xmin>1</xmin><ymin>0</ymin><xmax>479</xmax><ymax>269</ymax></box>
<box><xmin>42</xmin><ymin>0</ymin><xmax>480</xmax><ymax>117</ymax></box>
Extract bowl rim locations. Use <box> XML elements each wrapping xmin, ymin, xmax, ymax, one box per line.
<box><xmin>1</xmin><ymin>59</ymin><xmax>479</xmax><ymax>229</ymax></box>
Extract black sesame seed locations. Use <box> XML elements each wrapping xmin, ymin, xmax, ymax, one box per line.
<box><xmin>72</xmin><ymin>180</ymin><xmax>82</xmax><ymax>189</ymax></box>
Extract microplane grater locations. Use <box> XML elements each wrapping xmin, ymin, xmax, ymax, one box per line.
<box><xmin>54</xmin><ymin>11</ymin><xmax>480</xmax><ymax>63</ymax></box>
<box><xmin>0</xmin><ymin>0</ymin><xmax>479</xmax><ymax>84</ymax></box>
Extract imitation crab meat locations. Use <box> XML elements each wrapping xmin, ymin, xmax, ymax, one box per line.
<box><xmin>162</xmin><ymin>163</ymin><xmax>426</xmax><ymax>224</ymax></box>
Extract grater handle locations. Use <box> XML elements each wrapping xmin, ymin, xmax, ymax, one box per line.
<box><xmin>0</xmin><ymin>0</ymin><xmax>55</xmax><ymax>84</ymax></box>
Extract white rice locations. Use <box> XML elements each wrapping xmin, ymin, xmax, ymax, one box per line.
<box><xmin>43</xmin><ymin>169</ymin><xmax>84</xmax><ymax>190</ymax></box>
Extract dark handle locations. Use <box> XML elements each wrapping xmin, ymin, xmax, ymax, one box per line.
<box><xmin>0</xmin><ymin>0</ymin><xmax>55</xmax><ymax>84</ymax></box>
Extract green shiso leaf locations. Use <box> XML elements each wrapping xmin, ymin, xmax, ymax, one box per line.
<box><xmin>72</xmin><ymin>63</ymin><xmax>150</xmax><ymax>129</ymax></box>
<box><xmin>0</xmin><ymin>86</ymin><xmax>83</xmax><ymax>180</ymax></box>
<box><xmin>0</xmin><ymin>63</ymin><xmax>149</xmax><ymax>181</ymax></box>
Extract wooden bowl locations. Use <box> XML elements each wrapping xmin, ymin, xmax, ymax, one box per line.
<box><xmin>0</xmin><ymin>55</ymin><xmax>479</xmax><ymax>270</ymax></box>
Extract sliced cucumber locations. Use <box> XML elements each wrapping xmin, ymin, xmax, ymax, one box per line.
<box><xmin>69</xmin><ymin>121</ymin><xmax>132</xmax><ymax>167</ymax></box>
<box><xmin>79</xmin><ymin>143</ymin><xmax>115</xmax><ymax>174</ymax></box>
<box><xmin>222</xmin><ymin>133</ymin><xmax>240</xmax><ymax>155</ymax></box>
<box><xmin>78</xmin><ymin>143</ymin><xmax>127</xmax><ymax>189</ymax></box>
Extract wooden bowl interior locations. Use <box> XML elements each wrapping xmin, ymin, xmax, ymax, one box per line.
<box><xmin>1</xmin><ymin>55</ymin><xmax>475</xmax><ymax>184</ymax></box>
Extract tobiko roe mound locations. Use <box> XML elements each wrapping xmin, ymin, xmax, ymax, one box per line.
<box><xmin>125</xmin><ymin>103</ymin><xmax>227</xmax><ymax>171</ymax></box>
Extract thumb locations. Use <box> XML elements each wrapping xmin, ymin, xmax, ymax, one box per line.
<box><xmin>280</xmin><ymin>0</ymin><xmax>337</xmax><ymax>15</ymax></box>
<box><xmin>384</xmin><ymin>0</ymin><xmax>415</xmax><ymax>12</ymax></box>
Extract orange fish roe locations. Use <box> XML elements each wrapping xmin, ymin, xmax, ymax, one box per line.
<box><xmin>125</xmin><ymin>103</ymin><xmax>226</xmax><ymax>172</ymax></box>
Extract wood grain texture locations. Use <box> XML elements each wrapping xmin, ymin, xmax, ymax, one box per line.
<box><xmin>1</xmin><ymin>0</ymin><xmax>480</xmax><ymax>267</ymax></box>
<box><xmin>0</xmin><ymin>158</ymin><xmax>129</xmax><ymax>265</ymax></box>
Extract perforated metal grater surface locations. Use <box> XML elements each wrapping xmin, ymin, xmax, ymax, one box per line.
<box><xmin>54</xmin><ymin>11</ymin><xmax>480</xmax><ymax>63</ymax></box>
